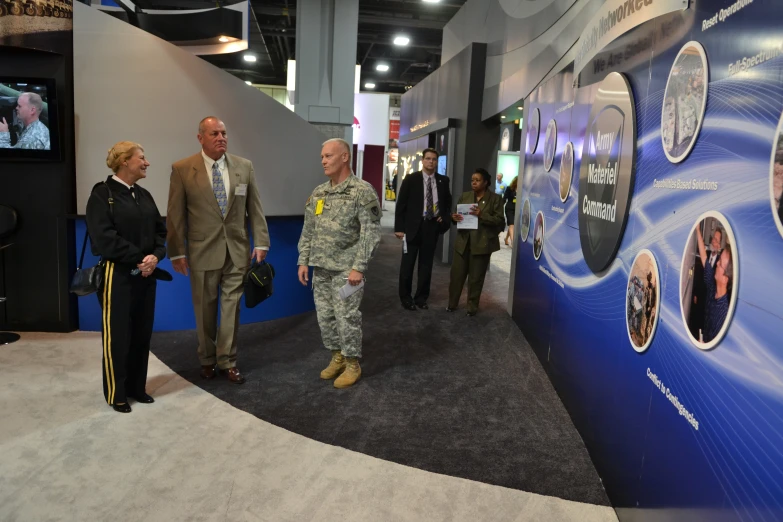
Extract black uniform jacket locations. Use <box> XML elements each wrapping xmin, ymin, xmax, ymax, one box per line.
<box><xmin>86</xmin><ymin>176</ymin><xmax>167</xmax><ymax>266</ymax></box>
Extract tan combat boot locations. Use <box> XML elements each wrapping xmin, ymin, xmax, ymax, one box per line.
<box><xmin>334</xmin><ymin>357</ymin><xmax>361</xmax><ymax>389</ymax></box>
<box><xmin>320</xmin><ymin>351</ymin><xmax>346</xmax><ymax>380</ymax></box>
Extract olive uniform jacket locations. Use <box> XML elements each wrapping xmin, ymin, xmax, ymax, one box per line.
<box><xmin>453</xmin><ymin>191</ymin><xmax>505</xmax><ymax>256</ymax></box>
<box><xmin>166</xmin><ymin>152</ymin><xmax>270</xmax><ymax>271</ymax></box>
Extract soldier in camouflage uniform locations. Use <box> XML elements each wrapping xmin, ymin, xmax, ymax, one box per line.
<box><xmin>297</xmin><ymin>138</ymin><xmax>382</xmax><ymax>389</ymax></box>
<box><xmin>0</xmin><ymin>93</ymin><xmax>50</xmax><ymax>150</ymax></box>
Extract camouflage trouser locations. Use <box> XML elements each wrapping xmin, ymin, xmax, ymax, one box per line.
<box><xmin>312</xmin><ymin>267</ymin><xmax>364</xmax><ymax>358</ymax></box>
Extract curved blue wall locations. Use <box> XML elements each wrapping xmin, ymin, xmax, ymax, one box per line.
<box><xmin>512</xmin><ymin>2</ymin><xmax>783</xmax><ymax>520</ymax></box>
<box><xmin>75</xmin><ymin>217</ymin><xmax>314</xmax><ymax>332</ymax></box>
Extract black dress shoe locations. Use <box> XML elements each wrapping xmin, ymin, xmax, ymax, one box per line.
<box><xmin>130</xmin><ymin>393</ymin><xmax>154</xmax><ymax>404</ymax></box>
<box><xmin>416</xmin><ymin>302</ymin><xmax>429</xmax><ymax>310</ymax></box>
<box><xmin>113</xmin><ymin>402</ymin><xmax>132</xmax><ymax>413</ymax></box>
<box><xmin>402</xmin><ymin>302</ymin><xmax>417</xmax><ymax>311</ymax></box>
<box><xmin>466</xmin><ymin>311</ymin><xmax>477</xmax><ymax>317</ymax></box>
<box><xmin>446</xmin><ymin>307</ymin><xmax>456</xmax><ymax>312</ymax></box>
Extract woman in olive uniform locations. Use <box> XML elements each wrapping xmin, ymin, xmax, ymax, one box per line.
<box><xmin>86</xmin><ymin>141</ymin><xmax>166</xmax><ymax>413</ymax></box>
<box><xmin>448</xmin><ymin>168</ymin><xmax>505</xmax><ymax>316</ymax></box>
<box><xmin>503</xmin><ymin>176</ymin><xmax>518</xmax><ymax>246</ymax></box>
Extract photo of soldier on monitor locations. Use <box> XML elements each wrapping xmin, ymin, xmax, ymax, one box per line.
<box><xmin>0</xmin><ymin>86</ymin><xmax>51</xmax><ymax>150</ymax></box>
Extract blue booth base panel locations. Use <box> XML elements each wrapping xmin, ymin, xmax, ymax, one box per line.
<box><xmin>75</xmin><ymin>217</ymin><xmax>314</xmax><ymax>332</ymax></box>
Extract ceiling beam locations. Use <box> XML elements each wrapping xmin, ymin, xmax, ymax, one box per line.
<box><xmin>360</xmin><ymin>43</ymin><xmax>375</xmax><ymax>66</ymax></box>
<box><xmin>364</xmin><ymin>56</ymin><xmax>421</xmax><ymax>63</ymax></box>
<box><xmin>255</xmin><ymin>26</ymin><xmax>442</xmax><ymax>51</ymax></box>
<box><xmin>356</xmin><ymin>14</ymin><xmax>447</xmax><ymax>29</ymax></box>
<box><xmin>254</xmin><ymin>6</ymin><xmax>449</xmax><ymax>29</ymax></box>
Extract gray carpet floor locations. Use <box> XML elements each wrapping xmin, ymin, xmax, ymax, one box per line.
<box><xmin>150</xmin><ymin>226</ymin><xmax>611</xmax><ymax>508</ymax></box>
<box><xmin>0</xmin><ymin>332</ymin><xmax>618</xmax><ymax>522</ymax></box>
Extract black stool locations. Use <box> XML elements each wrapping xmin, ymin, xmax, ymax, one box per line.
<box><xmin>0</xmin><ymin>205</ymin><xmax>20</xmax><ymax>345</ymax></box>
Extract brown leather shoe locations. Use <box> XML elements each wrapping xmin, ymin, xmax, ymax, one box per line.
<box><xmin>220</xmin><ymin>367</ymin><xmax>246</xmax><ymax>384</ymax></box>
<box><xmin>200</xmin><ymin>365</ymin><xmax>216</xmax><ymax>379</ymax></box>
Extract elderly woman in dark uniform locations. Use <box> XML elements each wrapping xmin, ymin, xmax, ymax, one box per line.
<box><xmin>86</xmin><ymin>141</ymin><xmax>166</xmax><ymax>413</ymax></box>
<box><xmin>448</xmin><ymin>168</ymin><xmax>505</xmax><ymax>316</ymax></box>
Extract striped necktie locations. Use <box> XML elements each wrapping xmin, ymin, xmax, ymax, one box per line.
<box><xmin>425</xmin><ymin>176</ymin><xmax>434</xmax><ymax>220</ymax></box>
<box><xmin>212</xmin><ymin>161</ymin><xmax>227</xmax><ymax>217</ymax></box>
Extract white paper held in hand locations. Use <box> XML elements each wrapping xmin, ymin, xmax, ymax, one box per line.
<box><xmin>456</xmin><ymin>204</ymin><xmax>479</xmax><ymax>229</ymax></box>
<box><xmin>339</xmin><ymin>279</ymin><xmax>365</xmax><ymax>300</ymax></box>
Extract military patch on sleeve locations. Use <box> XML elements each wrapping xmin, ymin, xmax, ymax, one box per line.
<box><xmin>363</xmin><ymin>199</ymin><xmax>382</xmax><ymax>222</ymax></box>
<box><xmin>306</xmin><ymin>195</ymin><xmax>312</xmax><ymax>207</ymax></box>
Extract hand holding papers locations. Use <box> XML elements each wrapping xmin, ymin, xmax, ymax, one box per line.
<box><xmin>339</xmin><ymin>278</ymin><xmax>365</xmax><ymax>300</ymax></box>
<box><xmin>456</xmin><ymin>204</ymin><xmax>479</xmax><ymax>230</ymax></box>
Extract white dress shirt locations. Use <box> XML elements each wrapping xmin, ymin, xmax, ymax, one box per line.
<box><xmin>422</xmin><ymin>170</ymin><xmax>439</xmax><ymax>216</ymax></box>
<box><xmin>202</xmin><ymin>150</ymin><xmax>230</xmax><ymax>195</ymax></box>
<box><xmin>708</xmin><ymin>250</ymin><xmax>719</xmax><ymax>268</ymax></box>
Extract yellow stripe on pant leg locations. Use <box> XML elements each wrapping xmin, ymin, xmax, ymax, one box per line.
<box><xmin>102</xmin><ymin>261</ymin><xmax>113</xmax><ymax>404</ymax></box>
<box><xmin>107</xmin><ymin>262</ymin><xmax>117</xmax><ymax>405</ymax></box>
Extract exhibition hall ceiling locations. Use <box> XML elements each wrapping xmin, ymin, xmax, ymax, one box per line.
<box><xmin>129</xmin><ymin>0</ymin><xmax>467</xmax><ymax>93</ymax></box>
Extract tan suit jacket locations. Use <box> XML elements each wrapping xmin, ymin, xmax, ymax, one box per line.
<box><xmin>166</xmin><ymin>152</ymin><xmax>270</xmax><ymax>271</ymax></box>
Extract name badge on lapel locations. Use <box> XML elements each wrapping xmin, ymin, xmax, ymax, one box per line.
<box><xmin>235</xmin><ymin>184</ymin><xmax>248</xmax><ymax>196</ymax></box>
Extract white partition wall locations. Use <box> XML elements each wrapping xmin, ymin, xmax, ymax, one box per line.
<box><xmin>73</xmin><ymin>3</ymin><xmax>326</xmax><ymax>216</ymax></box>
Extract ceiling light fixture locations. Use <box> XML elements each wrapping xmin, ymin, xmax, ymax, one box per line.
<box><xmin>501</xmin><ymin>115</ymin><xmax>506</xmax><ymax>119</ymax></box>
<box><xmin>218</xmin><ymin>36</ymin><xmax>230</xmax><ymax>43</ymax></box>
<box><xmin>245</xmin><ymin>81</ymin><xmax>252</xmax><ymax>85</ymax></box>
<box><xmin>376</xmin><ymin>64</ymin><xmax>390</xmax><ymax>72</ymax></box>
<box><xmin>517</xmin><ymin>106</ymin><xmax>523</xmax><ymax>110</ymax></box>
<box><xmin>365</xmin><ymin>82</ymin><xmax>376</xmax><ymax>89</ymax></box>
<box><xmin>393</xmin><ymin>36</ymin><xmax>410</xmax><ymax>46</ymax></box>
<box><xmin>422</xmin><ymin>0</ymin><xmax>441</xmax><ymax>3</ymax></box>
<box><xmin>243</xmin><ymin>54</ymin><xmax>257</xmax><ymax>62</ymax></box>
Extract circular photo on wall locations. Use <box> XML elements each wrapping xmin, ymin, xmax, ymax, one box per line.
<box><xmin>528</xmin><ymin>107</ymin><xmax>540</xmax><ymax>154</ymax></box>
<box><xmin>544</xmin><ymin>119</ymin><xmax>557</xmax><ymax>171</ymax></box>
<box><xmin>559</xmin><ymin>141</ymin><xmax>574</xmax><ymax>203</ymax></box>
<box><xmin>661</xmin><ymin>41</ymin><xmax>709</xmax><ymax>164</ymax></box>
<box><xmin>679</xmin><ymin>211</ymin><xmax>738</xmax><ymax>350</ymax></box>
<box><xmin>626</xmin><ymin>249</ymin><xmax>661</xmax><ymax>353</ymax></box>
<box><xmin>520</xmin><ymin>199</ymin><xmax>531</xmax><ymax>242</ymax></box>
<box><xmin>533</xmin><ymin>211</ymin><xmax>545</xmax><ymax>260</ymax></box>
<box><xmin>770</xmin><ymin>110</ymin><xmax>783</xmax><ymax>239</ymax></box>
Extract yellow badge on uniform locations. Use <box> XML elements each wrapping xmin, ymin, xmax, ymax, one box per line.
<box><xmin>315</xmin><ymin>199</ymin><xmax>325</xmax><ymax>215</ymax></box>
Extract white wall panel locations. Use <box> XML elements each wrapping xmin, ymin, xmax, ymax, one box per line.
<box><xmin>74</xmin><ymin>3</ymin><xmax>326</xmax><ymax>215</ymax></box>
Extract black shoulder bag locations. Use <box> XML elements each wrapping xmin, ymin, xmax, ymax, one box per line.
<box><xmin>70</xmin><ymin>183</ymin><xmax>113</xmax><ymax>296</ymax></box>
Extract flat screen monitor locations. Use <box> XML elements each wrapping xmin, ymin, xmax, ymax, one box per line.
<box><xmin>0</xmin><ymin>77</ymin><xmax>60</xmax><ymax>161</ymax></box>
<box><xmin>438</xmin><ymin>155</ymin><xmax>447</xmax><ymax>175</ymax></box>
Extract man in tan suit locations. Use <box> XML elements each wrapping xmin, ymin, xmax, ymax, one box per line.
<box><xmin>167</xmin><ymin>117</ymin><xmax>270</xmax><ymax>384</ymax></box>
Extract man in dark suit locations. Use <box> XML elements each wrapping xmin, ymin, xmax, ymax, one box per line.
<box><xmin>394</xmin><ymin>148</ymin><xmax>452</xmax><ymax>310</ymax></box>
<box><xmin>689</xmin><ymin>227</ymin><xmax>722</xmax><ymax>339</ymax></box>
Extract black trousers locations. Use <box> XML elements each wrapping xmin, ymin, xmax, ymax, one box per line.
<box><xmin>399</xmin><ymin>219</ymin><xmax>440</xmax><ymax>305</ymax></box>
<box><xmin>98</xmin><ymin>261</ymin><xmax>157</xmax><ymax>405</ymax></box>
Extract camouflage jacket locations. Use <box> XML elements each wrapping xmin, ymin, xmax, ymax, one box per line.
<box><xmin>297</xmin><ymin>175</ymin><xmax>382</xmax><ymax>273</ymax></box>
<box><xmin>0</xmin><ymin>120</ymin><xmax>50</xmax><ymax>150</ymax></box>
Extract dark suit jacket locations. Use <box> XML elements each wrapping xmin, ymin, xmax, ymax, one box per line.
<box><xmin>453</xmin><ymin>191</ymin><xmax>505</xmax><ymax>256</ymax></box>
<box><xmin>692</xmin><ymin>247</ymin><xmax>722</xmax><ymax>315</ymax></box>
<box><xmin>394</xmin><ymin>171</ymin><xmax>452</xmax><ymax>241</ymax></box>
